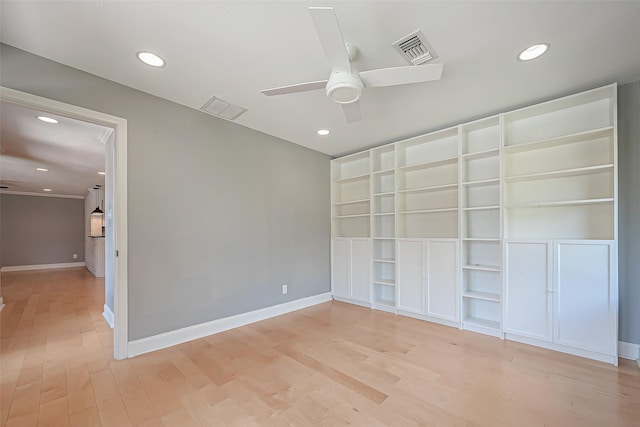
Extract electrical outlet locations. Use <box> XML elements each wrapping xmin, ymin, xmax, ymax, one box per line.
<box><xmin>282</xmin><ymin>285</ymin><xmax>288</xmax><ymax>295</ymax></box>
<box><xmin>73</xmin><ymin>254</ymin><xmax>78</xmax><ymax>259</ymax></box>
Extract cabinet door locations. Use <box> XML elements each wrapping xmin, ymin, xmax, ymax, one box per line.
<box><xmin>505</xmin><ymin>241</ymin><xmax>552</xmax><ymax>342</ymax></box>
<box><xmin>331</xmin><ymin>239</ymin><xmax>350</xmax><ymax>298</ymax></box>
<box><xmin>397</xmin><ymin>239</ymin><xmax>425</xmax><ymax>314</ymax></box>
<box><xmin>426</xmin><ymin>240</ymin><xmax>458</xmax><ymax>321</ymax></box>
<box><xmin>350</xmin><ymin>239</ymin><xmax>371</xmax><ymax>303</ymax></box>
<box><xmin>555</xmin><ymin>242</ymin><xmax>615</xmax><ymax>355</ymax></box>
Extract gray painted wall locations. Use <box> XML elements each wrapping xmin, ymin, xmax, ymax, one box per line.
<box><xmin>618</xmin><ymin>81</ymin><xmax>640</xmax><ymax>345</ymax></box>
<box><xmin>0</xmin><ymin>194</ymin><xmax>85</xmax><ymax>266</ymax></box>
<box><xmin>0</xmin><ymin>44</ymin><xmax>331</xmax><ymax>340</ymax></box>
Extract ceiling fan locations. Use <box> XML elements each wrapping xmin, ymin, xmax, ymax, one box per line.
<box><xmin>260</xmin><ymin>7</ymin><xmax>444</xmax><ymax>123</ymax></box>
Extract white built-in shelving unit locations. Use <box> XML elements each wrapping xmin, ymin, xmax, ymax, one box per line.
<box><xmin>330</xmin><ymin>84</ymin><xmax>618</xmax><ymax>365</ymax></box>
<box><xmin>370</xmin><ymin>144</ymin><xmax>397</xmax><ymax>312</ymax></box>
<box><xmin>459</xmin><ymin>115</ymin><xmax>502</xmax><ymax>336</ymax></box>
<box><xmin>396</xmin><ymin>127</ymin><xmax>459</xmax><ymax>239</ymax></box>
<box><xmin>331</xmin><ymin>151</ymin><xmax>371</xmax><ymax>238</ymax></box>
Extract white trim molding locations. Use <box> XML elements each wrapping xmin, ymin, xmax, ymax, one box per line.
<box><xmin>103</xmin><ymin>304</ymin><xmax>115</xmax><ymax>329</ymax></box>
<box><xmin>0</xmin><ymin>262</ymin><xmax>85</xmax><ymax>272</ymax></box>
<box><xmin>0</xmin><ymin>190</ymin><xmax>85</xmax><ymax>199</ymax></box>
<box><xmin>618</xmin><ymin>341</ymin><xmax>640</xmax><ymax>363</ymax></box>
<box><xmin>128</xmin><ymin>292</ymin><xmax>332</xmax><ymax>357</ymax></box>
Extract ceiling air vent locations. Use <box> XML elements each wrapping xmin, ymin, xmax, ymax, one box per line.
<box><xmin>392</xmin><ymin>30</ymin><xmax>438</xmax><ymax>66</ymax></box>
<box><xmin>201</xmin><ymin>96</ymin><xmax>247</xmax><ymax>121</ymax></box>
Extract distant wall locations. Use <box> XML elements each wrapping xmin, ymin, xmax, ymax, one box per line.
<box><xmin>618</xmin><ymin>80</ymin><xmax>640</xmax><ymax>345</ymax></box>
<box><xmin>0</xmin><ymin>194</ymin><xmax>85</xmax><ymax>266</ymax></box>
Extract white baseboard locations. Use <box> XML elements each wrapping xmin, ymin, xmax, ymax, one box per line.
<box><xmin>128</xmin><ymin>292</ymin><xmax>332</xmax><ymax>358</ymax></box>
<box><xmin>0</xmin><ymin>262</ymin><xmax>85</xmax><ymax>272</ymax></box>
<box><xmin>332</xmin><ymin>295</ymin><xmax>372</xmax><ymax>309</ymax></box>
<box><xmin>103</xmin><ymin>304</ymin><xmax>114</xmax><ymax>329</ymax></box>
<box><xmin>399</xmin><ymin>310</ymin><xmax>460</xmax><ymax>329</ymax></box>
<box><xmin>506</xmin><ymin>333</ymin><xmax>617</xmax><ymax>365</ymax></box>
<box><xmin>618</xmin><ymin>341</ymin><xmax>640</xmax><ymax>362</ymax></box>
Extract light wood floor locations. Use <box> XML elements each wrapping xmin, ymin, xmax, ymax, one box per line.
<box><xmin>1</xmin><ymin>268</ymin><xmax>639</xmax><ymax>426</ymax></box>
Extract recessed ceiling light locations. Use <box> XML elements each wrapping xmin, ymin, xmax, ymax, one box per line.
<box><xmin>97</xmin><ymin>171</ymin><xmax>106</xmax><ymax>175</ymax></box>
<box><xmin>518</xmin><ymin>43</ymin><xmax>549</xmax><ymax>61</ymax></box>
<box><xmin>317</xmin><ymin>129</ymin><xmax>330</xmax><ymax>136</ymax></box>
<box><xmin>37</xmin><ymin>116</ymin><xmax>58</xmax><ymax>124</ymax></box>
<box><xmin>36</xmin><ymin>168</ymin><xmax>49</xmax><ymax>172</ymax></box>
<box><xmin>136</xmin><ymin>51</ymin><xmax>166</xmax><ymax>67</ymax></box>
<box><xmin>43</xmin><ymin>188</ymin><xmax>52</xmax><ymax>192</ymax></box>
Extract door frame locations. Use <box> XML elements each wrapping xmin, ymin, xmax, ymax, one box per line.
<box><xmin>1</xmin><ymin>86</ymin><xmax>129</xmax><ymax>360</ymax></box>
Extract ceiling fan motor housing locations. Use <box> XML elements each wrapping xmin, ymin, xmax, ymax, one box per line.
<box><xmin>326</xmin><ymin>72</ymin><xmax>364</xmax><ymax>104</ymax></box>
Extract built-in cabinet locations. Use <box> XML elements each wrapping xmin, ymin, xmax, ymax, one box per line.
<box><xmin>397</xmin><ymin>239</ymin><xmax>459</xmax><ymax>324</ymax></box>
<box><xmin>505</xmin><ymin>240</ymin><xmax>617</xmax><ymax>358</ymax></box>
<box><xmin>331</xmin><ymin>238</ymin><xmax>370</xmax><ymax>304</ymax></box>
<box><xmin>330</xmin><ymin>84</ymin><xmax>618</xmax><ymax>364</ymax></box>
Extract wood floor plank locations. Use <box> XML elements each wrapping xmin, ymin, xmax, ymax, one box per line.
<box><xmin>37</xmin><ymin>396</ymin><xmax>69</xmax><ymax>427</ymax></box>
<box><xmin>2</xmin><ymin>268</ymin><xmax>639</xmax><ymax>426</ymax></box>
<box><xmin>66</xmin><ymin>363</ymin><xmax>97</xmax><ymax>415</ymax></box>
<box><xmin>68</xmin><ymin>406</ymin><xmax>101</xmax><ymax>427</ymax></box>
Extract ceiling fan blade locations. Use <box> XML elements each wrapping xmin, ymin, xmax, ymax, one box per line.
<box><xmin>341</xmin><ymin>102</ymin><xmax>361</xmax><ymax>123</ymax></box>
<box><xmin>359</xmin><ymin>63</ymin><xmax>444</xmax><ymax>88</ymax></box>
<box><xmin>261</xmin><ymin>80</ymin><xmax>328</xmax><ymax>96</ymax></box>
<box><xmin>309</xmin><ymin>7</ymin><xmax>351</xmax><ymax>74</ymax></box>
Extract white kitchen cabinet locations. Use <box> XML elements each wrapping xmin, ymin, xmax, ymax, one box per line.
<box><xmin>331</xmin><ymin>238</ymin><xmax>371</xmax><ymax>304</ymax></box>
<box><xmin>397</xmin><ymin>239</ymin><xmax>459</xmax><ymax>324</ymax></box>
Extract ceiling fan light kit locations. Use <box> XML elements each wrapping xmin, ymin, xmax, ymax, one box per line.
<box><xmin>326</xmin><ymin>72</ymin><xmax>364</xmax><ymax>104</ymax></box>
<box><xmin>260</xmin><ymin>7</ymin><xmax>443</xmax><ymax>123</ymax></box>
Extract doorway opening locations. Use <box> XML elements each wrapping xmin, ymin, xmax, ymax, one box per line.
<box><xmin>0</xmin><ymin>86</ymin><xmax>129</xmax><ymax>359</ymax></box>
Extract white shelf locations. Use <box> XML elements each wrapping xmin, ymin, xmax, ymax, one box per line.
<box><xmin>462</xmin><ymin>148</ymin><xmax>500</xmax><ymax>160</ymax></box>
<box><xmin>373</xmin><ymin>212</ymin><xmax>394</xmax><ymax>216</ymax></box>
<box><xmin>504</xmin><ymin>126</ymin><xmax>613</xmax><ymax>154</ymax></box>
<box><xmin>373</xmin><ymin>280</ymin><xmax>396</xmax><ymax>287</ymax></box>
<box><xmin>373</xmin><ymin>259</ymin><xmax>395</xmax><ymax>264</ymax></box>
<box><xmin>462</xmin><ymin>206</ymin><xmax>500</xmax><ymax>211</ymax></box>
<box><xmin>506</xmin><ymin>198</ymin><xmax>613</xmax><ymax>209</ymax></box>
<box><xmin>398</xmin><ymin>207</ymin><xmax>458</xmax><ymax>214</ymax></box>
<box><xmin>462</xmin><ymin>178</ymin><xmax>500</xmax><ymax>187</ymax></box>
<box><xmin>397</xmin><ymin>183</ymin><xmax>458</xmax><ymax>194</ymax></box>
<box><xmin>373</xmin><ymin>299</ymin><xmax>396</xmax><ymax>308</ymax></box>
<box><xmin>333</xmin><ymin>213</ymin><xmax>370</xmax><ymax>219</ymax></box>
<box><xmin>463</xmin><ymin>264</ymin><xmax>500</xmax><ymax>272</ymax></box>
<box><xmin>463</xmin><ymin>291</ymin><xmax>501</xmax><ymax>302</ymax></box>
<box><xmin>504</xmin><ymin>164</ymin><xmax>614</xmax><ymax>183</ymax></box>
<box><xmin>463</xmin><ymin>316</ymin><xmax>500</xmax><ymax>330</ymax></box>
<box><xmin>332</xmin><ymin>198</ymin><xmax>370</xmax><ymax>206</ymax></box>
<box><xmin>462</xmin><ymin>238</ymin><xmax>500</xmax><ymax>242</ymax></box>
<box><xmin>373</xmin><ymin>191</ymin><xmax>395</xmax><ymax>196</ymax></box>
<box><xmin>397</xmin><ymin>156</ymin><xmax>458</xmax><ymax>172</ymax></box>
<box><xmin>373</xmin><ymin>237</ymin><xmax>395</xmax><ymax>240</ymax></box>
<box><xmin>372</xmin><ymin>168</ymin><xmax>395</xmax><ymax>175</ymax></box>
<box><xmin>334</xmin><ymin>173</ymin><xmax>370</xmax><ymax>184</ymax></box>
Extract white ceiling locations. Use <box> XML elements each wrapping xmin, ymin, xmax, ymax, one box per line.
<box><xmin>1</xmin><ymin>1</ymin><xmax>640</xmax><ymax>157</ymax></box>
<box><xmin>0</xmin><ymin>101</ymin><xmax>108</xmax><ymax>197</ymax></box>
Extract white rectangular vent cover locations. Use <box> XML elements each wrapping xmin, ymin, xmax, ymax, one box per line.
<box><xmin>392</xmin><ymin>30</ymin><xmax>438</xmax><ymax>66</ymax></box>
<box><xmin>201</xmin><ymin>96</ymin><xmax>247</xmax><ymax>120</ymax></box>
